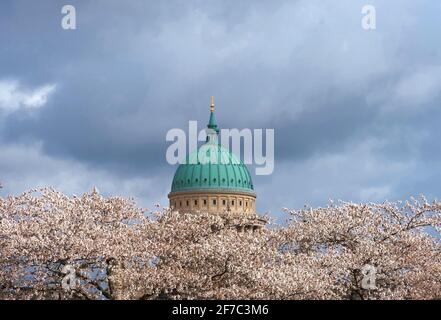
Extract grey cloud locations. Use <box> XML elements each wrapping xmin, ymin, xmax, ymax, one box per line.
<box><xmin>1</xmin><ymin>0</ymin><xmax>441</xmax><ymax>216</ymax></box>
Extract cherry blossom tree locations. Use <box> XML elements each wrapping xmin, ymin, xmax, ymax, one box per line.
<box><xmin>0</xmin><ymin>188</ymin><xmax>440</xmax><ymax>300</ymax></box>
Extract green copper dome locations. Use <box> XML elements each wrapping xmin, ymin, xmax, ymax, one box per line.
<box><xmin>171</xmin><ymin>144</ymin><xmax>255</xmax><ymax>194</ymax></box>
<box><xmin>170</xmin><ymin>98</ymin><xmax>255</xmax><ymax>195</ymax></box>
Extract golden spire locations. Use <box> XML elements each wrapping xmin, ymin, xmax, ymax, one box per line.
<box><xmin>210</xmin><ymin>96</ymin><xmax>215</xmax><ymax>112</ymax></box>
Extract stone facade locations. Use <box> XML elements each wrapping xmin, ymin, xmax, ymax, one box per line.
<box><xmin>168</xmin><ymin>190</ymin><xmax>265</xmax><ymax>231</ymax></box>
<box><xmin>168</xmin><ymin>190</ymin><xmax>256</xmax><ymax>215</ymax></box>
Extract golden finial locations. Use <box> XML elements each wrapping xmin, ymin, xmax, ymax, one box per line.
<box><xmin>210</xmin><ymin>96</ymin><xmax>215</xmax><ymax>112</ymax></box>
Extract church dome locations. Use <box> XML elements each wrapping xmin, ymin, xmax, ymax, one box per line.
<box><xmin>171</xmin><ymin>144</ymin><xmax>255</xmax><ymax>194</ymax></box>
<box><xmin>170</xmin><ymin>96</ymin><xmax>255</xmax><ymax>196</ymax></box>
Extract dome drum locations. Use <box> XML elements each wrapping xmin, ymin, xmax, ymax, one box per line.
<box><xmin>168</xmin><ymin>189</ymin><xmax>256</xmax><ymax>215</ymax></box>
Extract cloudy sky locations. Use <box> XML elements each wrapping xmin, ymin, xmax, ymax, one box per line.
<box><xmin>1</xmin><ymin>0</ymin><xmax>441</xmax><ymax>219</ymax></box>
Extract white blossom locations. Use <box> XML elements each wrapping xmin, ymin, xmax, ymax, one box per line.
<box><xmin>0</xmin><ymin>188</ymin><xmax>440</xmax><ymax>299</ymax></box>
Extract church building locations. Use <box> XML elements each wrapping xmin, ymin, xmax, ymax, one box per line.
<box><xmin>168</xmin><ymin>97</ymin><xmax>266</xmax><ymax>231</ymax></box>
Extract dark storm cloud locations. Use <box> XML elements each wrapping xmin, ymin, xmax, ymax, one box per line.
<box><xmin>269</xmin><ymin>91</ymin><xmax>377</xmax><ymax>162</ymax></box>
<box><xmin>1</xmin><ymin>0</ymin><xmax>441</xmax><ymax>217</ymax></box>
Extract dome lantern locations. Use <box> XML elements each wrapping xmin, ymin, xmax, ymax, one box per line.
<box><xmin>207</xmin><ymin>96</ymin><xmax>219</xmax><ymax>136</ymax></box>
